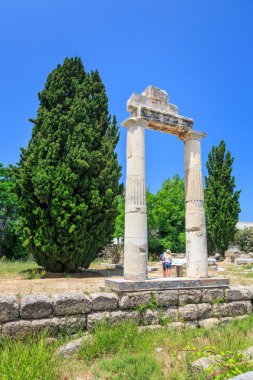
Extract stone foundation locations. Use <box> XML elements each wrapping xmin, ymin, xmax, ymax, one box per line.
<box><xmin>0</xmin><ymin>287</ymin><xmax>253</xmax><ymax>337</ymax></box>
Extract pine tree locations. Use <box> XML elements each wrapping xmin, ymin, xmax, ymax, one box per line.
<box><xmin>15</xmin><ymin>57</ymin><xmax>121</xmax><ymax>271</ymax></box>
<box><xmin>205</xmin><ymin>140</ymin><xmax>240</xmax><ymax>255</ymax></box>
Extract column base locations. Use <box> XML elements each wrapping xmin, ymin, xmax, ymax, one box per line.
<box><xmin>105</xmin><ymin>277</ymin><xmax>229</xmax><ymax>292</ymax></box>
<box><xmin>124</xmin><ymin>273</ymin><xmax>148</xmax><ymax>281</ymax></box>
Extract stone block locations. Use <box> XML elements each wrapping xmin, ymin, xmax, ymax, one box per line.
<box><xmin>138</xmin><ymin>325</ymin><xmax>162</xmax><ymax>332</ymax></box>
<box><xmin>202</xmin><ymin>289</ymin><xmax>225</xmax><ymax>303</ymax></box>
<box><xmin>197</xmin><ymin>303</ymin><xmax>212</xmax><ymax>320</ymax></box>
<box><xmin>212</xmin><ymin>303</ymin><xmax>230</xmax><ymax>318</ymax></box>
<box><xmin>179</xmin><ymin>290</ymin><xmax>202</xmax><ymax>305</ymax></box>
<box><xmin>220</xmin><ymin>317</ymin><xmax>234</xmax><ymax>324</ymax></box>
<box><xmin>0</xmin><ymin>296</ymin><xmax>19</xmax><ymax>322</ymax></box>
<box><xmin>225</xmin><ymin>288</ymin><xmax>251</xmax><ymax>302</ymax></box>
<box><xmin>53</xmin><ymin>293</ymin><xmax>91</xmax><ymax>316</ymax></box>
<box><xmin>87</xmin><ymin>310</ymin><xmax>140</xmax><ymax>330</ymax></box>
<box><xmin>57</xmin><ymin>316</ymin><xmax>87</xmax><ymax>333</ymax></box>
<box><xmin>119</xmin><ymin>292</ymin><xmax>152</xmax><ymax>309</ymax></box>
<box><xmin>185</xmin><ymin>321</ymin><xmax>199</xmax><ymax>328</ymax></box>
<box><xmin>56</xmin><ymin>334</ymin><xmax>92</xmax><ymax>357</ymax></box>
<box><xmin>229</xmin><ymin>301</ymin><xmax>250</xmax><ymax>316</ymax></box>
<box><xmin>199</xmin><ymin>318</ymin><xmax>219</xmax><ymax>328</ymax></box>
<box><xmin>91</xmin><ymin>292</ymin><xmax>118</xmax><ymax>311</ymax></box>
<box><xmin>169</xmin><ymin>322</ymin><xmax>184</xmax><ymax>329</ymax></box>
<box><xmin>87</xmin><ymin>312</ymin><xmax>110</xmax><ymax>330</ymax></box>
<box><xmin>179</xmin><ymin>304</ymin><xmax>198</xmax><ymax>321</ymax></box>
<box><xmin>31</xmin><ymin>318</ymin><xmax>60</xmax><ymax>335</ymax></box>
<box><xmin>156</xmin><ymin>290</ymin><xmax>178</xmax><ymax>306</ymax></box>
<box><xmin>163</xmin><ymin>306</ymin><xmax>179</xmax><ymax>322</ymax></box>
<box><xmin>142</xmin><ymin>309</ymin><xmax>160</xmax><ymax>325</ymax></box>
<box><xmin>2</xmin><ymin>320</ymin><xmax>32</xmax><ymax>337</ymax></box>
<box><xmin>20</xmin><ymin>295</ymin><xmax>53</xmax><ymax>319</ymax></box>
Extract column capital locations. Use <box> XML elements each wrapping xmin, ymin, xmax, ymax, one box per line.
<box><xmin>179</xmin><ymin>130</ymin><xmax>207</xmax><ymax>142</ymax></box>
<box><xmin>121</xmin><ymin>117</ymin><xmax>149</xmax><ymax>129</ymax></box>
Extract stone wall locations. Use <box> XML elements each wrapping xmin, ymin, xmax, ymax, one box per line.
<box><xmin>1</xmin><ymin>287</ymin><xmax>253</xmax><ymax>337</ymax></box>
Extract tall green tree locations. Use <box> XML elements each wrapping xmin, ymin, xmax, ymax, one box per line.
<box><xmin>15</xmin><ymin>57</ymin><xmax>121</xmax><ymax>271</ymax></box>
<box><xmin>205</xmin><ymin>140</ymin><xmax>240</xmax><ymax>255</ymax></box>
<box><xmin>0</xmin><ymin>164</ymin><xmax>26</xmax><ymax>259</ymax></box>
<box><xmin>152</xmin><ymin>175</ymin><xmax>185</xmax><ymax>253</ymax></box>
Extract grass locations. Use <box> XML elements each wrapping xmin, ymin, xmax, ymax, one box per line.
<box><xmin>1</xmin><ymin>316</ymin><xmax>253</xmax><ymax>379</ymax></box>
<box><xmin>0</xmin><ymin>333</ymin><xmax>60</xmax><ymax>380</ymax></box>
<box><xmin>0</xmin><ymin>259</ymin><xmax>40</xmax><ymax>279</ymax></box>
<box><xmin>78</xmin><ymin>315</ymin><xmax>253</xmax><ymax>380</ymax></box>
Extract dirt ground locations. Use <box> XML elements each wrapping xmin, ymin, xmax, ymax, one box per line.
<box><xmin>1</xmin><ymin>261</ymin><xmax>253</xmax><ymax>296</ymax></box>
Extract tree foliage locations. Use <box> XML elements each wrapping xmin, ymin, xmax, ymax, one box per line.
<box><xmin>14</xmin><ymin>57</ymin><xmax>121</xmax><ymax>271</ymax></box>
<box><xmin>0</xmin><ymin>164</ymin><xmax>26</xmax><ymax>259</ymax></box>
<box><xmin>234</xmin><ymin>227</ymin><xmax>253</xmax><ymax>253</ymax></box>
<box><xmin>205</xmin><ymin>140</ymin><xmax>240</xmax><ymax>255</ymax></box>
<box><xmin>113</xmin><ymin>176</ymin><xmax>185</xmax><ymax>255</ymax></box>
<box><xmin>151</xmin><ymin>175</ymin><xmax>185</xmax><ymax>253</ymax></box>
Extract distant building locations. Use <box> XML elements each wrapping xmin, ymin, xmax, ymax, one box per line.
<box><xmin>236</xmin><ymin>221</ymin><xmax>253</xmax><ymax>230</ymax></box>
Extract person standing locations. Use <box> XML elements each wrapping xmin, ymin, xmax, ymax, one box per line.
<box><xmin>164</xmin><ymin>249</ymin><xmax>173</xmax><ymax>278</ymax></box>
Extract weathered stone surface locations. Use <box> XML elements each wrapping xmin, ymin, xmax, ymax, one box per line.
<box><xmin>199</xmin><ymin>318</ymin><xmax>219</xmax><ymax>328</ymax></box>
<box><xmin>87</xmin><ymin>310</ymin><xmax>140</xmax><ymax>330</ymax></box>
<box><xmin>119</xmin><ymin>292</ymin><xmax>152</xmax><ymax>309</ymax></box>
<box><xmin>202</xmin><ymin>289</ymin><xmax>224</xmax><ymax>303</ymax></box>
<box><xmin>110</xmin><ymin>310</ymin><xmax>141</xmax><ymax>325</ymax></box>
<box><xmin>229</xmin><ymin>301</ymin><xmax>251</xmax><ymax>316</ymax></box>
<box><xmin>185</xmin><ymin>321</ymin><xmax>199</xmax><ymax>328</ymax></box>
<box><xmin>91</xmin><ymin>292</ymin><xmax>118</xmax><ymax>311</ymax></box>
<box><xmin>20</xmin><ymin>295</ymin><xmax>53</xmax><ymax>319</ymax></box>
<box><xmin>142</xmin><ymin>310</ymin><xmax>160</xmax><ymax>325</ymax></box>
<box><xmin>0</xmin><ymin>296</ymin><xmax>19</xmax><ymax>322</ymax></box>
<box><xmin>31</xmin><ymin>318</ymin><xmax>59</xmax><ymax>335</ymax></box>
<box><xmin>2</xmin><ymin>320</ymin><xmax>32</xmax><ymax>337</ymax></box>
<box><xmin>156</xmin><ymin>290</ymin><xmax>179</xmax><ymax>306</ymax></box>
<box><xmin>87</xmin><ymin>312</ymin><xmax>110</xmax><ymax>330</ymax></box>
<box><xmin>169</xmin><ymin>322</ymin><xmax>184</xmax><ymax>329</ymax></box>
<box><xmin>57</xmin><ymin>316</ymin><xmax>87</xmax><ymax>333</ymax></box>
<box><xmin>197</xmin><ymin>303</ymin><xmax>212</xmax><ymax>320</ymax></box>
<box><xmin>105</xmin><ymin>277</ymin><xmax>229</xmax><ymax>292</ymax></box>
<box><xmin>56</xmin><ymin>334</ymin><xmax>92</xmax><ymax>357</ymax></box>
<box><xmin>163</xmin><ymin>306</ymin><xmax>179</xmax><ymax>322</ymax></box>
<box><xmin>179</xmin><ymin>304</ymin><xmax>198</xmax><ymax>321</ymax></box>
<box><xmin>220</xmin><ymin>317</ymin><xmax>234</xmax><ymax>324</ymax></box>
<box><xmin>53</xmin><ymin>293</ymin><xmax>91</xmax><ymax>316</ymax></box>
<box><xmin>228</xmin><ymin>372</ymin><xmax>253</xmax><ymax>380</ymax></box>
<box><xmin>212</xmin><ymin>302</ymin><xmax>230</xmax><ymax>318</ymax></box>
<box><xmin>225</xmin><ymin>288</ymin><xmax>251</xmax><ymax>302</ymax></box>
<box><xmin>138</xmin><ymin>325</ymin><xmax>162</xmax><ymax>332</ymax></box>
<box><xmin>191</xmin><ymin>355</ymin><xmax>216</xmax><ymax>372</ymax></box>
<box><xmin>179</xmin><ymin>290</ymin><xmax>202</xmax><ymax>305</ymax></box>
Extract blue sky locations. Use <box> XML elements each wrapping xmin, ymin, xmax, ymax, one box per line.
<box><xmin>1</xmin><ymin>0</ymin><xmax>252</xmax><ymax>220</ymax></box>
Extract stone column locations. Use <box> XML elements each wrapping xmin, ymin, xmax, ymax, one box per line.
<box><xmin>124</xmin><ymin>118</ymin><xmax>148</xmax><ymax>281</ymax></box>
<box><xmin>183</xmin><ymin>131</ymin><xmax>208</xmax><ymax>278</ymax></box>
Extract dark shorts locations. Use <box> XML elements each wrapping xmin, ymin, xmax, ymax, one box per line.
<box><xmin>162</xmin><ymin>262</ymin><xmax>166</xmax><ymax>270</ymax></box>
<box><xmin>165</xmin><ymin>262</ymin><xmax>172</xmax><ymax>269</ymax></box>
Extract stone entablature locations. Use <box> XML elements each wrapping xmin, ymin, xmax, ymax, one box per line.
<box><xmin>123</xmin><ymin>86</ymin><xmax>193</xmax><ymax>136</ymax></box>
<box><xmin>0</xmin><ymin>287</ymin><xmax>253</xmax><ymax>337</ymax></box>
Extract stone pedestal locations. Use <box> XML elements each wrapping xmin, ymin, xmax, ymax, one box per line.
<box><xmin>124</xmin><ymin>118</ymin><xmax>148</xmax><ymax>281</ymax></box>
<box><xmin>183</xmin><ymin>131</ymin><xmax>208</xmax><ymax>277</ymax></box>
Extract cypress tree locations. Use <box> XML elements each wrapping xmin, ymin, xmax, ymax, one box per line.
<box><xmin>15</xmin><ymin>57</ymin><xmax>121</xmax><ymax>271</ymax></box>
<box><xmin>205</xmin><ymin>140</ymin><xmax>240</xmax><ymax>256</ymax></box>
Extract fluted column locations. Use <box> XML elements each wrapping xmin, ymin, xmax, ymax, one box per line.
<box><xmin>124</xmin><ymin>118</ymin><xmax>148</xmax><ymax>281</ymax></box>
<box><xmin>183</xmin><ymin>131</ymin><xmax>208</xmax><ymax>278</ymax></box>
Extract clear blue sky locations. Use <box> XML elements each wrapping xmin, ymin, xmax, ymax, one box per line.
<box><xmin>1</xmin><ymin>0</ymin><xmax>252</xmax><ymax>220</ymax></box>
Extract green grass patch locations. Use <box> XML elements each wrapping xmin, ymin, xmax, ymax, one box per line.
<box><xmin>79</xmin><ymin>314</ymin><xmax>253</xmax><ymax>380</ymax></box>
<box><xmin>0</xmin><ymin>259</ymin><xmax>40</xmax><ymax>279</ymax></box>
<box><xmin>0</xmin><ymin>334</ymin><xmax>60</xmax><ymax>380</ymax></box>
